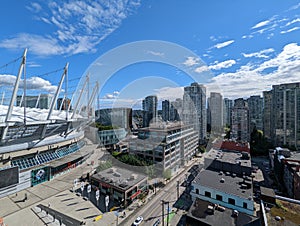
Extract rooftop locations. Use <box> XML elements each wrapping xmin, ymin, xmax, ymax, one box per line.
<box><xmin>187</xmin><ymin>198</ymin><xmax>259</xmax><ymax>226</ymax></box>
<box><xmin>205</xmin><ymin>149</ymin><xmax>251</xmax><ymax>168</ymax></box>
<box><xmin>92</xmin><ymin>167</ymin><xmax>147</xmax><ymax>191</ymax></box>
<box><xmin>192</xmin><ymin>169</ymin><xmax>253</xmax><ymax>199</ymax></box>
<box><xmin>213</xmin><ymin>140</ymin><xmax>250</xmax><ymax>153</ymax></box>
<box><xmin>260</xmin><ymin>186</ymin><xmax>275</xmax><ymax>198</ymax></box>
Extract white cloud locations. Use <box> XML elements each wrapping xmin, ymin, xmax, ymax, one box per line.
<box><xmin>213</xmin><ymin>40</ymin><xmax>234</xmax><ymax>49</ymax></box>
<box><xmin>0</xmin><ymin>74</ymin><xmax>58</xmax><ymax>93</ymax></box>
<box><xmin>252</xmin><ymin>20</ymin><xmax>271</xmax><ymax>29</ymax></box>
<box><xmin>0</xmin><ymin>33</ymin><xmax>65</xmax><ymax>56</ymax></box>
<box><xmin>26</xmin><ymin>2</ymin><xmax>42</xmax><ymax>13</ymax></box>
<box><xmin>103</xmin><ymin>91</ymin><xmax>120</xmax><ymax>99</ymax></box>
<box><xmin>183</xmin><ymin>56</ymin><xmax>200</xmax><ymax>66</ymax></box>
<box><xmin>154</xmin><ymin>87</ymin><xmax>184</xmax><ymax>101</ymax></box>
<box><xmin>285</xmin><ymin>18</ymin><xmax>300</xmax><ymax>26</ymax></box>
<box><xmin>242</xmin><ymin>34</ymin><xmax>254</xmax><ymax>39</ymax></box>
<box><xmin>206</xmin><ymin>43</ymin><xmax>300</xmax><ymax>99</ymax></box>
<box><xmin>209</xmin><ymin>60</ymin><xmax>236</xmax><ymax>70</ymax></box>
<box><xmin>0</xmin><ymin>1</ymin><xmax>141</xmax><ymax>56</ymax></box>
<box><xmin>147</xmin><ymin>51</ymin><xmax>164</xmax><ymax>57</ymax></box>
<box><xmin>195</xmin><ymin>66</ymin><xmax>209</xmax><ymax>73</ymax></box>
<box><xmin>280</xmin><ymin>27</ymin><xmax>300</xmax><ymax>34</ymax></box>
<box><xmin>242</xmin><ymin>48</ymin><xmax>275</xmax><ymax>59</ymax></box>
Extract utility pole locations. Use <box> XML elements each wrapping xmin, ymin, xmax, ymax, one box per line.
<box><xmin>161</xmin><ymin>200</ymin><xmax>165</xmax><ymax>226</ymax></box>
<box><xmin>167</xmin><ymin>201</ymin><xmax>170</xmax><ymax>226</ymax></box>
<box><xmin>177</xmin><ymin>180</ymin><xmax>180</xmax><ymax>199</ymax></box>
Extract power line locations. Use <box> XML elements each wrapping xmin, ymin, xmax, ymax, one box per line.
<box><xmin>0</xmin><ymin>56</ymin><xmax>23</xmax><ymax>71</ymax></box>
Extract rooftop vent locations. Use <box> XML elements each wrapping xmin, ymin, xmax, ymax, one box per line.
<box><xmin>130</xmin><ymin>174</ymin><xmax>137</xmax><ymax>180</ymax></box>
<box><xmin>220</xmin><ymin>178</ymin><xmax>225</xmax><ymax>183</ymax></box>
<box><xmin>233</xmin><ymin>210</ymin><xmax>239</xmax><ymax>217</ymax></box>
<box><xmin>219</xmin><ymin>171</ymin><xmax>223</xmax><ymax>175</ymax></box>
<box><xmin>232</xmin><ymin>173</ymin><xmax>236</xmax><ymax>178</ymax></box>
<box><xmin>108</xmin><ymin>168</ymin><xmax>116</xmax><ymax>173</ymax></box>
<box><xmin>114</xmin><ymin>172</ymin><xmax>121</xmax><ymax>177</ymax></box>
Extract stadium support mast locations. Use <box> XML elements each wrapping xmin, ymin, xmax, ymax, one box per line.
<box><xmin>87</xmin><ymin>81</ymin><xmax>99</xmax><ymax>110</ymax></box>
<box><xmin>47</xmin><ymin>63</ymin><xmax>68</xmax><ymax>120</ymax></box>
<box><xmin>1</xmin><ymin>49</ymin><xmax>27</xmax><ymax>142</ymax></box>
<box><xmin>71</xmin><ymin>74</ymin><xmax>89</xmax><ymax>119</ymax></box>
<box><xmin>40</xmin><ymin>63</ymin><xmax>68</xmax><ymax>139</ymax></box>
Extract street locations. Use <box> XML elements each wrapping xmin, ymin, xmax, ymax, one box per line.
<box><xmin>120</xmin><ymin>158</ymin><xmax>203</xmax><ymax>226</ymax></box>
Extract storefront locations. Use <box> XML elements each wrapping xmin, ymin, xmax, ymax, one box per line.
<box><xmin>91</xmin><ymin>167</ymin><xmax>148</xmax><ymax>208</ymax></box>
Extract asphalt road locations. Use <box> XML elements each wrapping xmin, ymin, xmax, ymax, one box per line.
<box><xmin>120</xmin><ymin>158</ymin><xmax>203</xmax><ymax>226</ymax></box>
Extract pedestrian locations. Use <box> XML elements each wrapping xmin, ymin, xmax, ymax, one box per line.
<box><xmin>24</xmin><ymin>193</ymin><xmax>27</xmax><ymax>201</ymax></box>
<box><xmin>48</xmin><ymin>202</ymin><xmax>50</xmax><ymax>208</ymax></box>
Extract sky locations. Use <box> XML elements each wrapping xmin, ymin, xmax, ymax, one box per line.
<box><xmin>0</xmin><ymin>0</ymin><xmax>300</xmax><ymax>109</ymax></box>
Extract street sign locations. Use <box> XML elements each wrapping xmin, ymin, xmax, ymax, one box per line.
<box><xmin>105</xmin><ymin>195</ymin><xmax>109</xmax><ymax>207</ymax></box>
<box><xmin>96</xmin><ymin>190</ymin><xmax>100</xmax><ymax>201</ymax></box>
<box><xmin>87</xmin><ymin>185</ymin><xmax>91</xmax><ymax>193</ymax></box>
<box><xmin>80</xmin><ymin>182</ymin><xmax>85</xmax><ymax>191</ymax></box>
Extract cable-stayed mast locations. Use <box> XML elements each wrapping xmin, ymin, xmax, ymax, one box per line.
<box><xmin>1</xmin><ymin>49</ymin><xmax>27</xmax><ymax>142</ymax></box>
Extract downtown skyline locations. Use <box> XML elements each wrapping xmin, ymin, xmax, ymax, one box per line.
<box><xmin>0</xmin><ymin>0</ymin><xmax>300</xmax><ymax>109</ymax></box>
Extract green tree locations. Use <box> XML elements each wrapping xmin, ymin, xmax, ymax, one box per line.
<box><xmin>163</xmin><ymin>169</ymin><xmax>172</xmax><ymax>180</ymax></box>
<box><xmin>96</xmin><ymin>160</ymin><xmax>113</xmax><ymax>172</ymax></box>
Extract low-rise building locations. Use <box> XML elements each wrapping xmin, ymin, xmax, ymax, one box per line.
<box><xmin>204</xmin><ymin>148</ymin><xmax>252</xmax><ymax>177</ymax></box>
<box><xmin>98</xmin><ymin>128</ymin><xmax>127</xmax><ymax>148</ymax></box>
<box><xmin>273</xmin><ymin>147</ymin><xmax>300</xmax><ymax>199</ymax></box>
<box><xmin>128</xmin><ymin>122</ymin><xmax>199</xmax><ymax>174</ymax></box>
<box><xmin>186</xmin><ymin>198</ymin><xmax>260</xmax><ymax>226</ymax></box>
<box><xmin>191</xmin><ymin>169</ymin><xmax>254</xmax><ymax>216</ymax></box>
<box><xmin>91</xmin><ymin>167</ymin><xmax>148</xmax><ymax>208</ymax></box>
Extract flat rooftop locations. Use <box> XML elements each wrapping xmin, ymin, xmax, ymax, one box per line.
<box><xmin>193</xmin><ymin>169</ymin><xmax>253</xmax><ymax>199</ymax></box>
<box><xmin>92</xmin><ymin>167</ymin><xmax>147</xmax><ymax>191</ymax></box>
<box><xmin>187</xmin><ymin>198</ymin><xmax>259</xmax><ymax>226</ymax></box>
<box><xmin>206</xmin><ymin>149</ymin><xmax>251</xmax><ymax>168</ymax></box>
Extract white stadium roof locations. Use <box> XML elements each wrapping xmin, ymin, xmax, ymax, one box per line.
<box><xmin>0</xmin><ymin>105</ymin><xmax>84</xmax><ymax>125</ymax></box>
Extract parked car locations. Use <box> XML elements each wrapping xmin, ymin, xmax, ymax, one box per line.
<box><xmin>132</xmin><ymin>216</ymin><xmax>143</xmax><ymax>226</ymax></box>
<box><xmin>153</xmin><ymin>219</ymin><xmax>161</xmax><ymax>226</ymax></box>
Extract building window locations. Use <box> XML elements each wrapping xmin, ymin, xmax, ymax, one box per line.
<box><xmin>228</xmin><ymin>198</ymin><xmax>235</xmax><ymax>205</ymax></box>
<box><xmin>205</xmin><ymin>191</ymin><xmax>211</xmax><ymax>198</ymax></box>
<box><xmin>196</xmin><ymin>189</ymin><xmax>199</xmax><ymax>194</ymax></box>
<box><xmin>243</xmin><ymin>202</ymin><xmax>248</xmax><ymax>209</ymax></box>
<box><xmin>216</xmin><ymin>194</ymin><xmax>223</xmax><ymax>201</ymax></box>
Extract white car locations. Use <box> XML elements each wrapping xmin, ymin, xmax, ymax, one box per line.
<box><xmin>132</xmin><ymin>216</ymin><xmax>144</xmax><ymax>226</ymax></box>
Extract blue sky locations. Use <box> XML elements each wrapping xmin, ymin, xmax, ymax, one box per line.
<box><xmin>0</xmin><ymin>0</ymin><xmax>300</xmax><ymax>109</ymax></box>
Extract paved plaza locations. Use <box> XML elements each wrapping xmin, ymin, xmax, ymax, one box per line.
<box><xmin>0</xmin><ymin>140</ymin><xmax>127</xmax><ymax>226</ymax></box>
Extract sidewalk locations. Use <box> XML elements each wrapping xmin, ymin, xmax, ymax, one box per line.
<box><xmin>0</xmin><ymin>139</ymin><xmax>119</xmax><ymax>226</ymax></box>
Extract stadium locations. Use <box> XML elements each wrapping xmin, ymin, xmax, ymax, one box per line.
<box><xmin>0</xmin><ymin>49</ymin><xmax>98</xmax><ymax>198</ymax></box>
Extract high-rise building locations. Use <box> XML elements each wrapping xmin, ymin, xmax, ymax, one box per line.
<box><xmin>223</xmin><ymin>98</ymin><xmax>233</xmax><ymax>127</ymax></box>
<box><xmin>183</xmin><ymin>82</ymin><xmax>207</xmax><ymax>143</ymax></box>
<box><xmin>57</xmin><ymin>97</ymin><xmax>71</xmax><ymax>110</ymax></box>
<box><xmin>170</xmin><ymin>98</ymin><xmax>182</xmax><ymax>121</ymax></box>
<box><xmin>263</xmin><ymin>91</ymin><xmax>272</xmax><ymax>140</ymax></box>
<box><xmin>247</xmin><ymin>95</ymin><xmax>263</xmax><ymax>132</ymax></box>
<box><xmin>95</xmin><ymin>107</ymin><xmax>133</xmax><ymax>131</ymax></box>
<box><xmin>208</xmin><ymin>92</ymin><xmax>223</xmax><ymax>133</ymax></box>
<box><xmin>265</xmin><ymin>83</ymin><xmax>300</xmax><ymax>149</ymax></box>
<box><xmin>162</xmin><ymin>100</ymin><xmax>170</xmax><ymax>121</ymax></box>
<box><xmin>231</xmin><ymin>98</ymin><xmax>250</xmax><ymax>142</ymax></box>
<box><xmin>16</xmin><ymin>94</ymin><xmax>53</xmax><ymax>109</ymax></box>
<box><xmin>142</xmin><ymin>95</ymin><xmax>158</xmax><ymax>127</ymax></box>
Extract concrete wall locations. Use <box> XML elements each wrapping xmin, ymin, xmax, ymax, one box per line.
<box><xmin>191</xmin><ymin>183</ymin><xmax>254</xmax><ymax>216</ymax></box>
<box><xmin>0</xmin><ymin>170</ymin><xmax>31</xmax><ymax>198</ymax></box>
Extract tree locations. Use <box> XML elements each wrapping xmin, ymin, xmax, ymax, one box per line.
<box><xmin>163</xmin><ymin>169</ymin><xmax>172</xmax><ymax>180</ymax></box>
